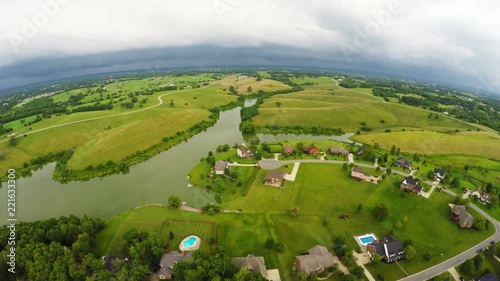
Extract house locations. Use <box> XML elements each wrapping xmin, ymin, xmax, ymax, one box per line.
<box><xmin>449</xmin><ymin>204</ymin><xmax>475</xmax><ymax>228</ymax></box>
<box><xmin>214</xmin><ymin>160</ymin><xmax>229</xmax><ymax>175</ymax></box>
<box><xmin>472</xmin><ymin>188</ymin><xmax>492</xmax><ymax>204</ymax></box>
<box><xmin>367</xmin><ymin>235</ymin><xmax>405</xmax><ymax>263</ymax></box>
<box><xmin>102</xmin><ymin>255</ymin><xmax>119</xmax><ymax>273</ymax></box>
<box><xmin>283</xmin><ymin>145</ymin><xmax>294</xmax><ymax>155</ymax></box>
<box><xmin>232</xmin><ymin>255</ymin><xmax>281</xmax><ymax>281</ymax></box>
<box><xmin>264</xmin><ymin>170</ymin><xmax>286</xmax><ymax>187</ymax></box>
<box><xmin>400</xmin><ymin>177</ymin><xmax>423</xmax><ymax>194</ymax></box>
<box><xmin>237</xmin><ymin>147</ymin><xmax>254</xmax><ymax>158</ymax></box>
<box><xmin>159</xmin><ymin>251</ymin><xmax>191</xmax><ymax>279</ymax></box>
<box><xmin>294</xmin><ymin>245</ymin><xmax>335</xmax><ymax>276</ymax></box>
<box><xmin>351</xmin><ymin>166</ymin><xmax>372</xmax><ymax>182</ymax></box>
<box><xmin>357</xmin><ymin>146</ymin><xmax>364</xmax><ymax>156</ymax></box>
<box><xmin>329</xmin><ymin>146</ymin><xmax>349</xmax><ymax>156</ymax></box>
<box><xmin>475</xmin><ymin>273</ymin><xmax>500</xmax><ymax>281</ymax></box>
<box><xmin>395</xmin><ymin>157</ymin><xmax>412</xmax><ymax>169</ymax></box>
<box><xmin>303</xmin><ymin>145</ymin><xmax>320</xmax><ymax>154</ymax></box>
<box><xmin>434</xmin><ymin>169</ymin><xmax>446</xmax><ymax>181</ymax></box>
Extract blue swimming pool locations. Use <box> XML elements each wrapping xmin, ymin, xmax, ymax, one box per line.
<box><xmin>360</xmin><ymin>236</ymin><xmax>375</xmax><ymax>244</ymax></box>
<box><xmin>183</xmin><ymin>237</ymin><xmax>197</xmax><ymax>248</ymax></box>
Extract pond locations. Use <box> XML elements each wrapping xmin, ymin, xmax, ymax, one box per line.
<box><xmin>0</xmin><ymin>102</ymin><xmax>356</xmax><ymax>221</ymax></box>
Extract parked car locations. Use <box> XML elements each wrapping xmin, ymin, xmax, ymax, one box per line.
<box><xmin>491</xmin><ymin>240</ymin><xmax>496</xmax><ymax>245</ymax></box>
<box><xmin>476</xmin><ymin>248</ymin><xmax>483</xmax><ymax>254</ymax></box>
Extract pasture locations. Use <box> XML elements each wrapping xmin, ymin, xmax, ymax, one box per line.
<box><xmin>252</xmin><ymin>87</ymin><xmax>476</xmax><ymax>133</ymax></box>
<box><xmin>353</xmin><ymin>131</ymin><xmax>500</xmax><ymax>159</ymax></box>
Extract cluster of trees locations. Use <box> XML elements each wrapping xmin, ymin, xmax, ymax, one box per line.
<box><xmin>73</xmin><ymin>102</ymin><xmax>113</xmax><ymax>113</ymax></box>
<box><xmin>0</xmin><ymin>215</ymin><xmax>107</xmax><ymax>281</ymax></box>
<box><xmin>265</xmin><ymin>238</ymin><xmax>285</xmax><ymax>252</ymax></box>
<box><xmin>0</xmin><ymin>98</ymin><xmax>66</xmax><ymax>125</ymax></box>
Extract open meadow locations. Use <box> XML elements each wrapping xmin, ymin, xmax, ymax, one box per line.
<box><xmin>0</xmin><ymin>81</ymin><xmax>237</xmax><ymax>172</ymax></box>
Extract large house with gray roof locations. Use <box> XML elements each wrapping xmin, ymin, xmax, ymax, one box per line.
<box><xmin>294</xmin><ymin>245</ymin><xmax>335</xmax><ymax>276</ymax></box>
<box><xmin>158</xmin><ymin>251</ymin><xmax>191</xmax><ymax>279</ymax></box>
<box><xmin>232</xmin><ymin>254</ymin><xmax>281</xmax><ymax>281</ymax></box>
<box><xmin>449</xmin><ymin>204</ymin><xmax>475</xmax><ymax>228</ymax></box>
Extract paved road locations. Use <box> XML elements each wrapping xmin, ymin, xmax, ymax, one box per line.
<box><xmin>258</xmin><ymin>158</ymin><xmax>500</xmax><ymax>280</ymax></box>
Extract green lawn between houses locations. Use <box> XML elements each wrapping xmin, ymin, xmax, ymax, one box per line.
<box><xmin>97</xmin><ymin>162</ymin><xmax>494</xmax><ymax>280</ymax></box>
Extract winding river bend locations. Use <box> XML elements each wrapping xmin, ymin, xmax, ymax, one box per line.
<box><xmin>0</xmin><ymin>103</ymin><xmax>356</xmax><ymax>222</ymax></box>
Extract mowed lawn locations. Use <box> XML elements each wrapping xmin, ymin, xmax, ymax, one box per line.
<box><xmin>97</xmin><ymin>163</ymin><xmax>494</xmax><ymax>280</ymax></box>
<box><xmin>96</xmin><ymin>206</ymin><xmax>284</xmax><ymax>280</ymax></box>
<box><xmin>102</xmin><ymin>206</ymin><xmax>216</xmax><ymax>255</ymax></box>
<box><xmin>252</xmin><ymin>86</ymin><xmax>476</xmax><ymax>133</ymax></box>
<box><xmin>353</xmin><ymin>131</ymin><xmax>500</xmax><ymax>159</ymax></box>
<box><xmin>0</xmin><ymin>85</ymin><xmax>237</xmax><ymax>171</ymax></box>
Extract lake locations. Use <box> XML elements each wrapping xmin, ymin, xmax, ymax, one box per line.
<box><xmin>0</xmin><ymin>103</ymin><xmax>356</xmax><ymax>221</ymax></box>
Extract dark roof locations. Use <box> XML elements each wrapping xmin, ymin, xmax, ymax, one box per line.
<box><xmin>476</xmin><ymin>273</ymin><xmax>500</xmax><ymax>281</ymax></box>
<box><xmin>434</xmin><ymin>169</ymin><xmax>446</xmax><ymax>177</ymax></box>
<box><xmin>414</xmin><ymin>185</ymin><xmax>423</xmax><ymax>192</ymax></box>
<box><xmin>369</xmin><ymin>236</ymin><xmax>404</xmax><ymax>260</ymax></box>
<box><xmin>352</xmin><ymin>166</ymin><xmax>371</xmax><ymax>177</ymax></box>
<box><xmin>396</xmin><ymin>156</ymin><xmax>412</xmax><ymax>167</ymax></box>
<box><xmin>357</xmin><ymin>146</ymin><xmax>364</xmax><ymax>153</ymax></box>
<box><xmin>402</xmin><ymin>177</ymin><xmax>418</xmax><ymax>186</ymax></box>
<box><xmin>103</xmin><ymin>255</ymin><xmax>119</xmax><ymax>273</ymax></box>
<box><xmin>159</xmin><ymin>251</ymin><xmax>191</xmax><ymax>279</ymax></box>
<box><xmin>385</xmin><ymin>234</ymin><xmax>396</xmax><ymax>242</ymax></box>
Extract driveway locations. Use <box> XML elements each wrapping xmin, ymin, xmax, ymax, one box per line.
<box><xmin>284</xmin><ymin>162</ymin><xmax>300</xmax><ymax>182</ymax></box>
<box><xmin>258</xmin><ymin>159</ymin><xmax>283</xmax><ymax>169</ymax></box>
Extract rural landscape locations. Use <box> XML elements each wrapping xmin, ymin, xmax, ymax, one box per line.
<box><xmin>1</xmin><ymin>1</ymin><xmax>500</xmax><ymax>280</ymax></box>
<box><xmin>0</xmin><ymin>69</ymin><xmax>499</xmax><ymax>281</ymax></box>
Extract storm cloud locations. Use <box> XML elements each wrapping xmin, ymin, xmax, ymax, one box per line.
<box><xmin>0</xmin><ymin>0</ymin><xmax>499</xmax><ymax>94</ymax></box>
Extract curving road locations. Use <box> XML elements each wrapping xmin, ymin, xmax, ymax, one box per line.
<box><xmin>0</xmin><ymin>85</ymin><xmax>214</xmax><ymax>144</ymax></box>
<box><xmin>257</xmin><ymin>158</ymin><xmax>500</xmax><ymax>280</ymax></box>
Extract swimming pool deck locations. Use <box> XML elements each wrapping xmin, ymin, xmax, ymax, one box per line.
<box><xmin>179</xmin><ymin>235</ymin><xmax>201</xmax><ymax>252</ymax></box>
<box><xmin>353</xmin><ymin>233</ymin><xmax>378</xmax><ymax>249</ymax></box>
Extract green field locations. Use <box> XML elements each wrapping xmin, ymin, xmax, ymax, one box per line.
<box><xmin>253</xmin><ymin>87</ymin><xmax>476</xmax><ymax>134</ymax></box>
<box><xmin>353</xmin><ymin>131</ymin><xmax>500</xmax><ymax>159</ymax></box>
<box><xmin>159</xmin><ymin>160</ymin><xmax>493</xmax><ymax>280</ymax></box>
<box><xmin>0</xmin><ymin>81</ymin><xmax>237</xmax><ymax>173</ymax></box>
<box><xmin>218</xmin><ymin>75</ymin><xmax>290</xmax><ymax>95</ymax></box>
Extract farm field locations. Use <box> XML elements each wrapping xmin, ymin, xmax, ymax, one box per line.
<box><xmin>353</xmin><ymin>131</ymin><xmax>500</xmax><ymax>159</ymax></box>
<box><xmin>252</xmin><ymin>86</ymin><xmax>477</xmax><ymax>134</ymax></box>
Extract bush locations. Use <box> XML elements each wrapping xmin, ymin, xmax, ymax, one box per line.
<box><xmin>265</xmin><ymin>238</ymin><xmax>275</xmax><ymax>249</ymax></box>
<box><xmin>274</xmin><ymin>242</ymin><xmax>285</xmax><ymax>252</ymax></box>
<box><xmin>169</xmin><ymin>231</ymin><xmax>174</xmax><ymax>240</ymax></box>
<box><xmin>423</xmin><ymin>252</ymin><xmax>432</xmax><ymax>261</ymax></box>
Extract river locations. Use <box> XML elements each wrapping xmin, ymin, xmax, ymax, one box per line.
<box><xmin>0</xmin><ymin>103</ymin><xmax>357</xmax><ymax>222</ymax></box>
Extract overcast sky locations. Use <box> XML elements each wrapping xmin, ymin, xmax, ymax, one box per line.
<box><xmin>1</xmin><ymin>0</ymin><xmax>499</xmax><ymax>94</ymax></box>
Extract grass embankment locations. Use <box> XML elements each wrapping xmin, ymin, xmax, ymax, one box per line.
<box><xmin>99</xmin><ymin>163</ymin><xmax>494</xmax><ymax>280</ymax></box>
